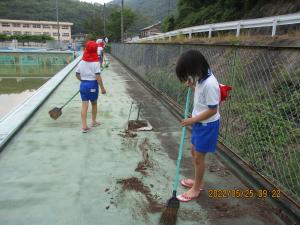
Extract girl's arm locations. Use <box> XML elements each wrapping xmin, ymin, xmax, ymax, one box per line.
<box><xmin>95</xmin><ymin>74</ymin><xmax>106</xmax><ymax>94</ymax></box>
<box><xmin>76</xmin><ymin>72</ymin><xmax>81</xmax><ymax>81</ymax></box>
<box><xmin>181</xmin><ymin>108</ymin><xmax>217</xmax><ymax>126</ymax></box>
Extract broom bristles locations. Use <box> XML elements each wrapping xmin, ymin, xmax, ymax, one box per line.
<box><xmin>49</xmin><ymin>107</ymin><xmax>62</xmax><ymax>120</ymax></box>
<box><xmin>159</xmin><ymin>206</ymin><xmax>178</xmax><ymax>225</ymax></box>
<box><xmin>159</xmin><ymin>195</ymin><xmax>179</xmax><ymax>225</ymax></box>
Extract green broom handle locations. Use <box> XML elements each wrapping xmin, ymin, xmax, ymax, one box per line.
<box><xmin>61</xmin><ymin>90</ymin><xmax>80</xmax><ymax>109</ymax></box>
<box><xmin>173</xmin><ymin>87</ymin><xmax>192</xmax><ymax>193</ymax></box>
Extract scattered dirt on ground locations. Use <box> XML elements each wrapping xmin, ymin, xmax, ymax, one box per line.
<box><xmin>207</xmin><ymin>158</ymin><xmax>231</xmax><ymax>177</ymax></box>
<box><xmin>128</xmin><ymin>120</ymin><xmax>148</xmax><ymax>130</ymax></box>
<box><xmin>135</xmin><ymin>138</ymin><xmax>153</xmax><ymax>175</ymax></box>
<box><xmin>201</xmin><ymin>197</ymin><xmax>287</xmax><ymax>225</ymax></box>
<box><xmin>117</xmin><ymin>177</ymin><xmax>164</xmax><ymax>213</ymax></box>
<box><xmin>177</xmin><ymin>208</ymin><xmax>205</xmax><ymax>221</ymax></box>
<box><xmin>207</xmin><ymin>202</ymin><xmax>241</xmax><ymax>219</ymax></box>
<box><xmin>118</xmin><ymin>129</ymin><xmax>137</xmax><ymax>138</ymax></box>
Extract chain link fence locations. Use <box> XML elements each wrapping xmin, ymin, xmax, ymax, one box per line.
<box><xmin>111</xmin><ymin>43</ymin><xmax>300</xmax><ymax>200</ymax></box>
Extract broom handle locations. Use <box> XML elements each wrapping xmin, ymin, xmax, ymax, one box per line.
<box><xmin>61</xmin><ymin>90</ymin><xmax>80</xmax><ymax>109</ymax></box>
<box><xmin>173</xmin><ymin>87</ymin><xmax>192</xmax><ymax>193</ymax></box>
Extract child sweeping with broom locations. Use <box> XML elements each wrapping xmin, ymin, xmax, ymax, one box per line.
<box><xmin>175</xmin><ymin>50</ymin><xmax>221</xmax><ymax>202</ymax></box>
<box><xmin>76</xmin><ymin>41</ymin><xmax>106</xmax><ymax>133</ymax></box>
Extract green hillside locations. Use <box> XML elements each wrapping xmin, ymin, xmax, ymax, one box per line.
<box><xmin>110</xmin><ymin>0</ymin><xmax>178</xmax><ymax>22</ymax></box>
<box><xmin>163</xmin><ymin>0</ymin><xmax>300</xmax><ymax>31</ymax></box>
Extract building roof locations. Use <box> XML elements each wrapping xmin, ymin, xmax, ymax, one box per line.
<box><xmin>0</xmin><ymin>19</ymin><xmax>73</xmax><ymax>26</ymax></box>
<box><xmin>140</xmin><ymin>21</ymin><xmax>161</xmax><ymax>31</ymax></box>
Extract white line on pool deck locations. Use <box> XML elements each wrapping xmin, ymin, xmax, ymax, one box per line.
<box><xmin>0</xmin><ymin>55</ymin><xmax>286</xmax><ymax>225</ymax></box>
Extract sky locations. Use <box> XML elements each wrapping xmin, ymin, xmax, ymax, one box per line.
<box><xmin>80</xmin><ymin>0</ymin><xmax>113</xmax><ymax>4</ymax></box>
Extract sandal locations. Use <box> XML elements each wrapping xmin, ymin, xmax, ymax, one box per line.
<box><xmin>177</xmin><ymin>192</ymin><xmax>200</xmax><ymax>202</ymax></box>
<box><xmin>181</xmin><ymin>179</ymin><xmax>204</xmax><ymax>191</ymax></box>
<box><xmin>82</xmin><ymin>127</ymin><xmax>91</xmax><ymax>133</ymax></box>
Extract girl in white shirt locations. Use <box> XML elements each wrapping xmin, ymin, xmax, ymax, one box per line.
<box><xmin>76</xmin><ymin>41</ymin><xmax>106</xmax><ymax>133</ymax></box>
<box><xmin>175</xmin><ymin>50</ymin><xmax>220</xmax><ymax>202</ymax></box>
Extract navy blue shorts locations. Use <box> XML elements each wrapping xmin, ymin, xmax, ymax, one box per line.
<box><xmin>80</xmin><ymin>80</ymin><xmax>99</xmax><ymax>102</ymax></box>
<box><xmin>191</xmin><ymin>120</ymin><xmax>220</xmax><ymax>153</ymax></box>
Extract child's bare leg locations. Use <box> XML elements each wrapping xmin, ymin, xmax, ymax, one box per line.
<box><xmin>186</xmin><ymin>145</ymin><xmax>204</xmax><ymax>189</ymax></box>
<box><xmin>193</xmin><ymin>151</ymin><xmax>206</xmax><ymax>190</ymax></box>
<box><xmin>184</xmin><ymin>150</ymin><xmax>206</xmax><ymax>197</ymax></box>
<box><xmin>91</xmin><ymin>101</ymin><xmax>98</xmax><ymax>123</ymax></box>
<box><xmin>81</xmin><ymin>101</ymin><xmax>89</xmax><ymax>129</ymax></box>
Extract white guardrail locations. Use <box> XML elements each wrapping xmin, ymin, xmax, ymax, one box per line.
<box><xmin>134</xmin><ymin>13</ymin><xmax>300</xmax><ymax>42</ymax></box>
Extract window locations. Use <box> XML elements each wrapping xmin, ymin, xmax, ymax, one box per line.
<box><xmin>34</xmin><ymin>32</ymin><xmax>42</xmax><ymax>35</ymax></box>
<box><xmin>62</xmin><ymin>25</ymin><xmax>69</xmax><ymax>29</ymax></box>
<box><xmin>52</xmin><ymin>25</ymin><xmax>59</xmax><ymax>29</ymax></box>
<box><xmin>24</xmin><ymin>32</ymin><xmax>31</xmax><ymax>35</ymax></box>
<box><xmin>13</xmin><ymin>23</ymin><xmax>21</xmax><ymax>27</ymax></box>
<box><xmin>32</xmin><ymin>24</ymin><xmax>41</xmax><ymax>28</ymax></box>
<box><xmin>3</xmin><ymin>31</ymin><xmax>11</xmax><ymax>35</ymax></box>
<box><xmin>23</xmin><ymin>24</ymin><xmax>30</xmax><ymax>28</ymax></box>
<box><xmin>43</xmin><ymin>32</ymin><xmax>50</xmax><ymax>35</ymax></box>
<box><xmin>62</xmin><ymin>33</ymin><xmax>69</xmax><ymax>37</ymax></box>
<box><xmin>43</xmin><ymin>25</ymin><xmax>50</xmax><ymax>29</ymax></box>
<box><xmin>2</xmin><ymin>23</ymin><xmax>10</xmax><ymax>27</ymax></box>
<box><xmin>53</xmin><ymin>32</ymin><xmax>59</xmax><ymax>36</ymax></box>
<box><xmin>13</xmin><ymin>31</ymin><xmax>22</xmax><ymax>35</ymax></box>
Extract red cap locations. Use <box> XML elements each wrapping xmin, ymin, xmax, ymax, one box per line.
<box><xmin>82</xmin><ymin>41</ymin><xmax>98</xmax><ymax>62</ymax></box>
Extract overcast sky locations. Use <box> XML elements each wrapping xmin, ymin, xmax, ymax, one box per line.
<box><xmin>80</xmin><ymin>0</ymin><xmax>113</xmax><ymax>4</ymax></box>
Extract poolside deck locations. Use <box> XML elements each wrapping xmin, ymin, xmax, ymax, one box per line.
<box><xmin>0</xmin><ymin>55</ymin><xmax>287</xmax><ymax>225</ymax></box>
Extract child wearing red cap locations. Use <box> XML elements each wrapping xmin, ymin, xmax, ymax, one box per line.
<box><xmin>96</xmin><ymin>39</ymin><xmax>105</xmax><ymax>67</ymax></box>
<box><xmin>76</xmin><ymin>41</ymin><xmax>106</xmax><ymax>133</ymax></box>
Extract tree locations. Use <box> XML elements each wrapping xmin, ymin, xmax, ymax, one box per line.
<box><xmin>84</xmin><ymin>14</ymin><xmax>104</xmax><ymax>36</ymax></box>
<box><xmin>161</xmin><ymin>15</ymin><xmax>176</xmax><ymax>32</ymax></box>
<box><xmin>106</xmin><ymin>7</ymin><xmax>136</xmax><ymax>41</ymax></box>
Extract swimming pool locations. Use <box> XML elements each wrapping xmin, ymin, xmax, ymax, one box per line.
<box><xmin>0</xmin><ymin>50</ymin><xmax>74</xmax><ymax>119</ymax></box>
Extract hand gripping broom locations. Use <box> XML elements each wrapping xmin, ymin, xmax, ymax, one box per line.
<box><xmin>48</xmin><ymin>90</ymin><xmax>80</xmax><ymax>120</ymax></box>
<box><xmin>159</xmin><ymin>87</ymin><xmax>192</xmax><ymax>225</ymax></box>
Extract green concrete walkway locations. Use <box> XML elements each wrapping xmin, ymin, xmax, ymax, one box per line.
<box><xmin>0</xmin><ymin>55</ymin><xmax>287</xmax><ymax>225</ymax></box>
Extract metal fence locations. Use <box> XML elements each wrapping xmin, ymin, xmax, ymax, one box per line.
<box><xmin>134</xmin><ymin>13</ymin><xmax>300</xmax><ymax>41</ymax></box>
<box><xmin>111</xmin><ymin>43</ymin><xmax>300</xmax><ymax>200</ymax></box>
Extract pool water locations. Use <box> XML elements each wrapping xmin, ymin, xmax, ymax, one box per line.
<box><xmin>0</xmin><ymin>52</ymin><xmax>73</xmax><ymax>120</ymax></box>
<box><xmin>0</xmin><ymin>77</ymin><xmax>49</xmax><ymax>119</ymax></box>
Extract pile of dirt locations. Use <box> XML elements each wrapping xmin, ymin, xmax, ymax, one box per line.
<box><xmin>117</xmin><ymin>177</ymin><xmax>163</xmax><ymax>213</ymax></box>
<box><xmin>118</xmin><ymin>129</ymin><xmax>137</xmax><ymax>138</ymax></box>
<box><xmin>128</xmin><ymin>120</ymin><xmax>148</xmax><ymax>130</ymax></box>
<box><xmin>135</xmin><ymin>138</ymin><xmax>153</xmax><ymax>175</ymax></box>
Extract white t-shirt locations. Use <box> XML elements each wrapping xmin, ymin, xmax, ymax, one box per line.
<box><xmin>192</xmin><ymin>72</ymin><xmax>220</xmax><ymax>123</ymax></box>
<box><xmin>97</xmin><ymin>46</ymin><xmax>103</xmax><ymax>56</ymax></box>
<box><xmin>76</xmin><ymin>61</ymin><xmax>101</xmax><ymax>81</ymax></box>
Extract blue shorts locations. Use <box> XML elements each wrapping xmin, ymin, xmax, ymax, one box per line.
<box><xmin>191</xmin><ymin>120</ymin><xmax>220</xmax><ymax>153</ymax></box>
<box><xmin>80</xmin><ymin>80</ymin><xmax>99</xmax><ymax>102</ymax></box>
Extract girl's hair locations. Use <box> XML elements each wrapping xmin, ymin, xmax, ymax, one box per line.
<box><xmin>175</xmin><ymin>50</ymin><xmax>210</xmax><ymax>83</ymax></box>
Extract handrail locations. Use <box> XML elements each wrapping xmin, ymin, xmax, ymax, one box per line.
<box><xmin>133</xmin><ymin>12</ymin><xmax>300</xmax><ymax>42</ymax></box>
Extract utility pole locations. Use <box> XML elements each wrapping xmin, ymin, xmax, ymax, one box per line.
<box><xmin>55</xmin><ymin>0</ymin><xmax>60</xmax><ymax>48</ymax></box>
<box><xmin>103</xmin><ymin>3</ymin><xmax>106</xmax><ymax>35</ymax></box>
<box><xmin>121</xmin><ymin>0</ymin><xmax>124</xmax><ymax>42</ymax></box>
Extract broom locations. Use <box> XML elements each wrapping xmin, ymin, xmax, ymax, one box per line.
<box><xmin>102</xmin><ymin>55</ymin><xmax>110</xmax><ymax>68</ymax></box>
<box><xmin>49</xmin><ymin>90</ymin><xmax>80</xmax><ymax>120</ymax></box>
<box><xmin>159</xmin><ymin>87</ymin><xmax>192</xmax><ymax>225</ymax></box>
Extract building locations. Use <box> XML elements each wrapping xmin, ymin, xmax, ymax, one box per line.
<box><xmin>139</xmin><ymin>22</ymin><xmax>161</xmax><ymax>38</ymax></box>
<box><xmin>0</xmin><ymin>19</ymin><xmax>73</xmax><ymax>42</ymax></box>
